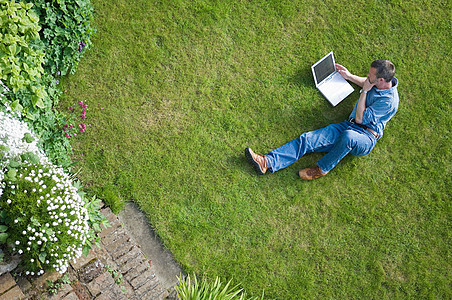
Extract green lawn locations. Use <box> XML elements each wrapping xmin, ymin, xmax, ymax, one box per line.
<box><xmin>59</xmin><ymin>0</ymin><xmax>451</xmax><ymax>298</ymax></box>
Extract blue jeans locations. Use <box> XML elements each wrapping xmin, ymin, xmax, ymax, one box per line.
<box><xmin>265</xmin><ymin>121</ymin><xmax>377</xmax><ymax>174</ymax></box>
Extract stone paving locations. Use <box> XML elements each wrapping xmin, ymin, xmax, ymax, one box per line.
<box><xmin>0</xmin><ymin>203</ymin><xmax>176</xmax><ymax>299</ymax></box>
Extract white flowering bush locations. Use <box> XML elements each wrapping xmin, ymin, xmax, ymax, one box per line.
<box><xmin>0</xmin><ymin>88</ymin><xmax>47</xmax><ymax>198</ymax></box>
<box><xmin>0</xmin><ymin>97</ymin><xmax>106</xmax><ymax>276</ymax></box>
<box><xmin>1</xmin><ymin>161</ymin><xmax>90</xmax><ymax>275</ymax></box>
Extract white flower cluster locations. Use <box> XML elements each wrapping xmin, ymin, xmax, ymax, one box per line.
<box><xmin>1</xmin><ymin>87</ymin><xmax>91</xmax><ymax>275</ymax></box>
<box><xmin>0</xmin><ymin>111</ymin><xmax>46</xmax><ymax>159</ymax></box>
<box><xmin>8</xmin><ymin>163</ymin><xmax>90</xmax><ymax>274</ymax></box>
<box><xmin>0</xmin><ymin>110</ymin><xmax>48</xmax><ymax>197</ymax></box>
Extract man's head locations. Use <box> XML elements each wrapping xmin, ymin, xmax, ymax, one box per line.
<box><xmin>370</xmin><ymin>59</ymin><xmax>395</xmax><ymax>83</ymax></box>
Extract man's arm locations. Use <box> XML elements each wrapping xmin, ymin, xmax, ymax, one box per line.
<box><xmin>335</xmin><ymin>64</ymin><xmax>367</xmax><ymax>87</ymax></box>
<box><xmin>354</xmin><ymin>78</ymin><xmax>375</xmax><ymax>124</ymax></box>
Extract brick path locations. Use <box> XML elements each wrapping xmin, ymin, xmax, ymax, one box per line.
<box><xmin>0</xmin><ymin>204</ymin><xmax>175</xmax><ymax>299</ymax></box>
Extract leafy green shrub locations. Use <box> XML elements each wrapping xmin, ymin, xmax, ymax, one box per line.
<box><xmin>0</xmin><ymin>0</ymin><xmax>96</xmax><ymax>167</ymax></box>
<box><xmin>26</xmin><ymin>0</ymin><xmax>95</xmax><ymax>76</ymax></box>
<box><xmin>0</xmin><ymin>78</ymin><xmax>73</xmax><ymax>168</ymax></box>
<box><xmin>0</xmin><ymin>0</ymin><xmax>103</xmax><ymax>277</ymax></box>
<box><xmin>0</xmin><ymin>1</ymin><xmax>72</xmax><ymax>166</ymax></box>
<box><xmin>1</xmin><ymin>160</ymin><xmax>91</xmax><ymax>275</ymax></box>
<box><xmin>29</xmin><ymin>103</ymin><xmax>74</xmax><ymax>167</ymax></box>
<box><xmin>0</xmin><ymin>0</ymin><xmax>47</xmax><ymax>109</ymax></box>
<box><xmin>0</xmin><ymin>108</ymin><xmax>107</xmax><ymax>275</ymax></box>
<box><xmin>0</xmin><ymin>105</ymin><xmax>46</xmax><ymax>194</ymax></box>
<box><xmin>80</xmin><ymin>193</ymin><xmax>110</xmax><ymax>256</ymax></box>
<box><xmin>0</xmin><ymin>109</ymin><xmax>86</xmax><ymax>275</ymax></box>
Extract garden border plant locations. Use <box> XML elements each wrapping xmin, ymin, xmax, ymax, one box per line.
<box><xmin>0</xmin><ymin>0</ymin><xmax>95</xmax><ymax>167</ymax></box>
<box><xmin>0</xmin><ymin>99</ymin><xmax>108</xmax><ymax>275</ymax></box>
<box><xmin>0</xmin><ymin>0</ymin><xmax>108</xmax><ymax>278</ymax></box>
<box><xmin>0</xmin><ymin>0</ymin><xmax>47</xmax><ymax>109</ymax></box>
<box><xmin>47</xmin><ymin>273</ymin><xmax>71</xmax><ymax>295</ymax></box>
<box><xmin>24</xmin><ymin>0</ymin><xmax>95</xmax><ymax>77</ymax></box>
<box><xmin>176</xmin><ymin>273</ymin><xmax>264</xmax><ymax>300</ymax></box>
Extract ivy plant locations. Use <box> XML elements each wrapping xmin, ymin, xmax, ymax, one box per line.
<box><xmin>27</xmin><ymin>0</ymin><xmax>95</xmax><ymax>76</ymax></box>
<box><xmin>0</xmin><ymin>0</ymin><xmax>47</xmax><ymax>109</ymax></box>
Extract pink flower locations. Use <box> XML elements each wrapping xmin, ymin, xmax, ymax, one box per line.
<box><xmin>79</xmin><ymin>123</ymin><xmax>87</xmax><ymax>133</ymax></box>
<box><xmin>78</xmin><ymin>101</ymin><xmax>88</xmax><ymax>109</ymax></box>
<box><xmin>65</xmin><ymin>133</ymin><xmax>71</xmax><ymax>138</ymax></box>
<box><xmin>63</xmin><ymin>124</ymin><xmax>69</xmax><ymax>131</ymax></box>
<box><xmin>69</xmin><ymin>124</ymin><xmax>74</xmax><ymax>130</ymax></box>
<box><xmin>68</xmin><ymin>106</ymin><xmax>74</xmax><ymax>112</ymax></box>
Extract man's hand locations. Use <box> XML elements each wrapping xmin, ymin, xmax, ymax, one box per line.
<box><xmin>336</xmin><ymin>63</ymin><xmax>367</xmax><ymax>87</ymax></box>
<box><xmin>336</xmin><ymin>64</ymin><xmax>351</xmax><ymax>80</ymax></box>
<box><xmin>362</xmin><ymin>77</ymin><xmax>375</xmax><ymax>92</ymax></box>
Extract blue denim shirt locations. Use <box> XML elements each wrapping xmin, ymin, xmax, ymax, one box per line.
<box><xmin>349</xmin><ymin>77</ymin><xmax>399</xmax><ymax>139</ymax></box>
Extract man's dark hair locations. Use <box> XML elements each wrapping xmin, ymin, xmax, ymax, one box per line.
<box><xmin>371</xmin><ymin>59</ymin><xmax>395</xmax><ymax>82</ymax></box>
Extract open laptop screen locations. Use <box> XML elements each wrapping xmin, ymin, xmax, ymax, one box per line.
<box><xmin>313</xmin><ymin>54</ymin><xmax>335</xmax><ymax>84</ymax></box>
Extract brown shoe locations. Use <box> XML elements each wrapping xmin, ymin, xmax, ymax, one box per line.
<box><xmin>245</xmin><ymin>147</ymin><xmax>268</xmax><ymax>175</ymax></box>
<box><xmin>299</xmin><ymin>166</ymin><xmax>328</xmax><ymax>180</ymax></box>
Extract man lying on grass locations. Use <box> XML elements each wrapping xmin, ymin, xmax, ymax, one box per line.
<box><xmin>245</xmin><ymin>59</ymin><xmax>399</xmax><ymax>180</ymax></box>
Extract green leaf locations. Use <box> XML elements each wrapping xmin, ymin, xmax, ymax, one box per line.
<box><xmin>95</xmin><ymin>237</ymin><xmax>101</xmax><ymax>248</ymax></box>
<box><xmin>10</xmin><ymin>100</ymin><xmax>23</xmax><ymax>112</ymax></box>
<box><xmin>0</xmin><ymin>233</ymin><xmax>8</xmax><ymax>243</ymax></box>
<box><xmin>35</xmin><ymin>99</ymin><xmax>45</xmax><ymax>108</ymax></box>
<box><xmin>0</xmin><ymin>211</ymin><xmax>6</xmax><ymax>222</ymax></box>
<box><xmin>82</xmin><ymin>245</ymin><xmax>90</xmax><ymax>257</ymax></box>
<box><xmin>30</xmin><ymin>216</ymin><xmax>41</xmax><ymax>227</ymax></box>
<box><xmin>22</xmin><ymin>2</ymin><xmax>34</xmax><ymax>10</ymax></box>
<box><xmin>28</xmin><ymin>153</ymin><xmax>40</xmax><ymax>164</ymax></box>
<box><xmin>46</xmin><ymin>228</ymin><xmax>55</xmax><ymax>237</ymax></box>
<box><xmin>22</xmin><ymin>132</ymin><xmax>34</xmax><ymax>143</ymax></box>
<box><xmin>0</xmin><ymin>225</ymin><xmax>7</xmax><ymax>233</ymax></box>
<box><xmin>6</xmin><ymin>169</ymin><xmax>17</xmax><ymax>181</ymax></box>
<box><xmin>8</xmin><ymin>160</ymin><xmax>20</xmax><ymax>168</ymax></box>
<box><xmin>39</xmin><ymin>252</ymin><xmax>47</xmax><ymax>263</ymax></box>
<box><xmin>93</xmin><ymin>223</ymin><xmax>101</xmax><ymax>232</ymax></box>
<box><xmin>25</xmin><ymin>112</ymin><xmax>35</xmax><ymax>120</ymax></box>
<box><xmin>102</xmin><ymin>219</ymin><xmax>111</xmax><ymax>229</ymax></box>
<box><xmin>8</xmin><ymin>44</ymin><xmax>17</xmax><ymax>55</ymax></box>
<box><xmin>0</xmin><ymin>145</ymin><xmax>10</xmax><ymax>152</ymax></box>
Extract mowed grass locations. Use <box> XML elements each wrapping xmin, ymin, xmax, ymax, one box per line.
<box><xmin>59</xmin><ymin>0</ymin><xmax>451</xmax><ymax>298</ymax></box>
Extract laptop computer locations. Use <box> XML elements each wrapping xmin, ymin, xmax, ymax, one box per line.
<box><xmin>311</xmin><ymin>52</ymin><xmax>354</xmax><ymax>106</ymax></box>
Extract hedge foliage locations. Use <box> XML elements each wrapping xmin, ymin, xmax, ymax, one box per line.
<box><xmin>0</xmin><ymin>0</ymin><xmax>95</xmax><ymax>166</ymax></box>
<box><xmin>26</xmin><ymin>0</ymin><xmax>95</xmax><ymax>76</ymax></box>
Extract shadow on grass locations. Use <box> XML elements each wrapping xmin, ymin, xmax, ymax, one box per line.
<box><xmin>289</xmin><ymin>68</ymin><xmax>314</xmax><ymax>89</ymax></box>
